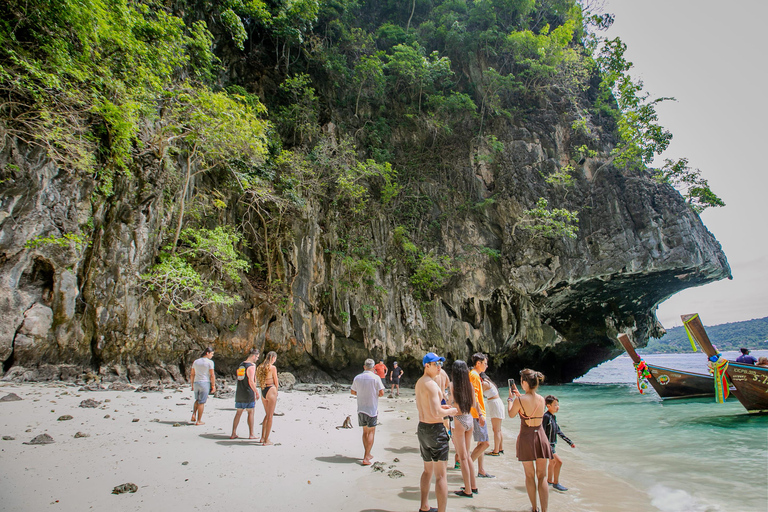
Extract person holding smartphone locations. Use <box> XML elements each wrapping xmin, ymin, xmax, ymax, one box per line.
<box><xmin>508</xmin><ymin>369</ymin><xmax>552</xmax><ymax>512</ymax></box>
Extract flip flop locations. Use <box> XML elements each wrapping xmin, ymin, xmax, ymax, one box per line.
<box><xmin>418</xmin><ymin>508</ymin><xmax>438</xmax><ymax>512</ymax></box>
<box><xmin>485</xmin><ymin>451</ymin><xmax>500</xmax><ymax>456</ymax></box>
<box><xmin>460</xmin><ymin>487</ymin><xmax>478</xmax><ymax>494</ymax></box>
<box><xmin>477</xmin><ymin>472</ymin><xmax>495</xmax><ymax>478</ymax></box>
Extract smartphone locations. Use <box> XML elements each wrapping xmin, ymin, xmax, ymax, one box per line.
<box><xmin>508</xmin><ymin>378</ymin><xmax>517</xmax><ymax>390</ymax></box>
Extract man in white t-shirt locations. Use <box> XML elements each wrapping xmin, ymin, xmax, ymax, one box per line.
<box><xmin>351</xmin><ymin>358</ymin><xmax>385</xmax><ymax>465</ymax></box>
<box><xmin>190</xmin><ymin>347</ymin><xmax>216</xmax><ymax>425</ymax></box>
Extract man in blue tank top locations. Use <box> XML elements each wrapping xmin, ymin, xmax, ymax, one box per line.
<box><xmin>231</xmin><ymin>348</ymin><xmax>261</xmax><ymax>439</ymax></box>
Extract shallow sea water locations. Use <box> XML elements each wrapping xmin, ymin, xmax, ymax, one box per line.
<box><xmin>498</xmin><ymin>351</ymin><xmax>768</xmax><ymax>512</ymax></box>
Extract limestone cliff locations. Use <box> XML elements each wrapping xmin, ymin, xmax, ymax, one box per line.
<box><xmin>0</xmin><ymin>0</ymin><xmax>731</xmax><ymax>384</ymax></box>
<box><xmin>0</xmin><ymin>120</ymin><xmax>730</xmax><ymax>384</ymax></box>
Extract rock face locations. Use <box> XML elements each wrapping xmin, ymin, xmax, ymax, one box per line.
<box><xmin>0</xmin><ymin>121</ymin><xmax>730</xmax><ymax>383</ymax></box>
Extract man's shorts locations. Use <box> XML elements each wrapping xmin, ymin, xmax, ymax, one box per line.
<box><xmin>358</xmin><ymin>412</ymin><xmax>378</xmax><ymax>428</ymax></box>
<box><xmin>417</xmin><ymin>422</ymin><xmax>449</xmax><ymax>462</ymax></box>
<box><xmin>550</xmin><ymin>442</ymin><xmax>557</xmax><ymax>454</ymax></box>
<box><xmin>235</xmin><ymin>401</ymin><xmax>256</xmax><ymax>409</ymax></box>
<box><xmin>193</xmin><ymin>382</ymin><xmax>210</xmax><ymax>403</ymax></box>
<box><xmin>472</xmin><ymin>417</ymin><xmax>489</xmax><ymax>443</ymax></box>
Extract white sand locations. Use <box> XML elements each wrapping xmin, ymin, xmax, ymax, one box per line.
<box><xmin>0</xmin><ymin>382</ymin><xmax>655</xmax><ymax>511</ymax></box>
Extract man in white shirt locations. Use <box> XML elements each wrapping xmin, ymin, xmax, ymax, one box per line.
<box><xmin>351</xmin><ymin>358</ymin><xmax>385</xmax><ymax>465</ymax></box>
<box><xmin>190</xmin><ymin>346</ymin><xmax>216</xmax><ymax>425</ymax></box>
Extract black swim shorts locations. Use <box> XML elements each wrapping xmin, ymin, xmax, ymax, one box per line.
<box><xmin>417</xmin><ymin>422</ymin><xmax>449</xmax><ymax>462</ymax></box>
<box><xmin>358</xmin><ymin>412</ymin><xmax>378</xmax><ymax>428</ymax></box>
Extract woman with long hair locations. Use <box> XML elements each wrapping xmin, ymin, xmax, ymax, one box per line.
<box><xmin>450</xmin><ymin>360</ymin><xmax>478</xmax><ymax>498</ymax></box>
<box><xmin>508</xmin><ymin>369</ymin><xmax>552</xmax><ymax>512</ymax></box>
<box><xmin>480</xmin><ymin>371</ymin><xmax>504</xmax><ymax>456</ymax></box>
<box><xmin>255</xmin><ymin>351</ymin><xmax>279</xmax><ymax>445</ymax></box>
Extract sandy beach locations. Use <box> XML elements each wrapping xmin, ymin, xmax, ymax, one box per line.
<box><xmin>0</xmin><ymin>382</ymin><xmax>656</xmax><ymax>512</ymax></box>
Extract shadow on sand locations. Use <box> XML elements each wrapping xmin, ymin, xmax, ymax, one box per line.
<box><xmin>315</xmin><ymin>454</ymin><xmax>361</xmax><ymax>464</ymax></box>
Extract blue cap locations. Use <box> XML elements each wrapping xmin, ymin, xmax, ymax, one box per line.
<box><xmin>423</xmin><ymin>352</ymin><xmax>445</xmax><ymax>366</ymax></box>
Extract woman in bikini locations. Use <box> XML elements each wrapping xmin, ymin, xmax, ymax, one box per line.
<box><xmin>508</xmin><ymin>368</ymin><xmax>552</xmax><ymax>512</ymax></box>
<box><xmin>450</xmin><ymin>360</ymin><xmax>478</xmax><ymax>498</ymax></box>
<box><xmin>256</xmin><ymin>351</ymin><xmax>279</xmax><ymax>445</ymax></box>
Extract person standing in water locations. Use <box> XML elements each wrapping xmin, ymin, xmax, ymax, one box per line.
<box><xmin>190</xmin><ymin>347</ymin><xmax>215</xmax><ymax>426</ymax></box>
<box><xmin>256</xmin><ymin>351</ymin><xmax>279</xmax><ymax>445</ymax></box>
<box><xmin>415</xmin><ymin>352</ymin><xmax>458</xmax><ymax>512</ymax></box>
<box><xmin>231</xmin><ymin>348</ymin><xmax>260</xmax><ymax>439</ymax></box>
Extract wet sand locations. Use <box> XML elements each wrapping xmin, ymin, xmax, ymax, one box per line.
<box><xmin>0</xmin><ymin>382</ymin><xmax>654</xmax><ymax>511</ymax></box>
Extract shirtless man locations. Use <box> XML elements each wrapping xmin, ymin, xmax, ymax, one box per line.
<box><xmin>416</xmin><ymin>352</ymin><xmax>459</xmax><ymax>512</ymax></box>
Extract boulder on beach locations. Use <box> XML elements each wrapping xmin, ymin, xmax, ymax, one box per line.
<box><xmin>112</xmin><ymin>483</ymin><xmax>138</xmax><ymax>494</ymax></box>
<box><xmin>24</xmin><ymin>433</ymin><xmax>55</xmax><ymax>445</ymax></box>
<box><xmin>79</xmin><ymin>399</ymin><xmax>101</xmax><ymax>408</ymax></box>
<box><xmin>57</xmin><ymin>415</ymin><xmax>73</xmax><ymax>421</ymax></box>
<box><xmin>0</xmin><ymin>393</ymin><xmax>22</xmax><ymax>402</ymax></box>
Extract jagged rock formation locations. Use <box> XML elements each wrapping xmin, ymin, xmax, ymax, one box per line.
<box><xmin>0</xmin><ymin>119</ymin><xmax>730</xmax><ymax>383</ymax></box>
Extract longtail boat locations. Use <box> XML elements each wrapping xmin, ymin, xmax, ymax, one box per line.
<box><xmin>682</xmin><ymin>313</ymin><xmax>768</xmax><ymax>414</ymax></box>
<box><xmin>617</xmin><ymin>333</ymin><xmax>715</xmax><ymax>399</ymax></box>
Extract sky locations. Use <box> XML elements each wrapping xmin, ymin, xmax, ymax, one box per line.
<box><xmin>599</xmin><ymin>0</ymin><xmax>768</xmax><ymax>328</ymax></box>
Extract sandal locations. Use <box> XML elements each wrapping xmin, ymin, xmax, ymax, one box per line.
<box><xmin>453</xmin><ymin>491</ymin><xmax>473</xmax><ymax>498</ymax></box>
<box><xmin>485</xmin><ymin>451</ymin><xmax>500</xmax><ymax>456</ymax></box>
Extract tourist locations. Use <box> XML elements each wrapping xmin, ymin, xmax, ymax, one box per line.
<box><xmin>508</xmin><ymin>369</ymin><xmax>552</xmax><ymax>512</ymax></box>
<box><xmin>415</xmin><ymin>352</ymin><xmax>458</xmax><ymax>512</ymax></box>
<box><xmin>450</xmin><ymin>360</ymin><xmax>478</xmax><ymax>498</ymax></box>
<box><xmin>351</xmin><ymin>358</ymin><xmax>386</xmax><ymax>465</ymax></box>
<box><xmin>374</xmin><ymin>359</ymin><xmax>388</xmax><ymax>387</ymax></box>
<box><xmin>757</xmin><ymin>356</ymin><xmax>768</xmax><ymax>368</ymax></box>
<box><xmin>481</xmin><ymin>371</ymin><xmax>505</xmax><ymax>456</ymax></box>
<box><xmin>389</xmin><ymin>361</ymin><xmax>403</xmax><ymax>398</ymax></box>
<box><xmin>256</xmin><ymin>351</ymin><xmax>279</xmax><ymax>445</ymax></box>
<box><xmin>542</xmin><ymin>395</ymin><xmax>575</xmax><ymax>492</ymax></box>
<box><xmin>469</xmin><ymin>353</ymin><xmax>493</xmax><ymax>478</ymax></box>
<box><xmin>736</xmin><ymin>348</ymin><xmax>758</xmax><ymax>365</ymax></box>
<box><xmin>231</xmin><ymin>348</ymin><xmax>261</xmax><ymax>439</ymax></box>
<box><xmin>433</xmin><ymin>362</ymin><xmax>452</xmax><ymax>439</ymax></box>
<box><xmin>190</xmin><ymin>346</ymin><xmax>215</xmax><ymax>426</ymax></box>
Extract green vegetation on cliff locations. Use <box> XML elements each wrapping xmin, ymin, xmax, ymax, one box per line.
<box><xmin>1</xmin><ymin>0</ymin><xmax>724</xmax><ymax>313</ymax></box>
<box><xmin>641</xmin><ymin>317</ymin><xmax>768</xmax><ymax>354</ymax></box>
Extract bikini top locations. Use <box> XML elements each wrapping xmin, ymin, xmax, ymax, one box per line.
<box><xmin>517</xmin><ymin>397</ymin><xmax>544</xmax><ymax>424</ymax></box>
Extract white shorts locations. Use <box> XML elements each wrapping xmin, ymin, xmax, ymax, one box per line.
<box><xmin>486</xmin><ymin>397</ymin><xmax>505</xmax><ymax>420</ymax></box>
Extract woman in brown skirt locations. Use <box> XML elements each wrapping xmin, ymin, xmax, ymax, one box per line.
<box><xmin>508</xmin><ymin>369</ymin><xmax>552</xmax><ymax>512</ymax></box>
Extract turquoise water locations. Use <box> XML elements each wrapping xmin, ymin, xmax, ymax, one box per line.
<box><xmin>502</xmin><ymin>351</ymin><xmax>768</xmax><ymax>511</ymax></box>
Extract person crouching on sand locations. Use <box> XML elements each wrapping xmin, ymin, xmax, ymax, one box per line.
<box><xmin>190</xmin><ymin>346</ymin><xmax>216</xmax><ymax>425</ymax></box>
<box><xmin>416</xmin><ymin>352</ymin><xmax>458</xmax><ymax>512</ymax></box>
<box><xmin>542</xmin><ymin>395</ymin><xmax>575</xmax><ymax>492</ymax></box>
<box><xmin>256</xmin><ymin>351</ymin><xmax>278</xmax><ymax>445</ymax></box>
<box><xmin>231</xmin><ymin>348</ymin><xmax>261</xmax><ymax>439</ymax></box>
<box><xmin>351</xmin><ymin>358</ymin><xmax>385</xmax><ymax>465</ymax></box>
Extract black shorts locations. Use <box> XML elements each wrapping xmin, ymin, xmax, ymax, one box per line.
<box><xmin>417</xmin><ymin>422</ymin><xmax>449</xmax><ymax>462</ymax></box>
<box><xmin>358</xmin><ymin>412</ymin><xmax>378</xmax><ymax>428</ymax></box>
<box><xmin>391</xmin><ymin>378</ymin><xmax>400</xmax><ymax>385</ymax></box>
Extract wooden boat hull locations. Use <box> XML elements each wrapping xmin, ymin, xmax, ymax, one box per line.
<box><xmin>617</xmin><ymin>333</ymin><xmax>714</xmax><ymax>399</ymax></box>
<box><xmin>645</xmin><ymin>363</ymin><xmax>715</xmax><ymax>399</ymax></box>
<box><xmin>682</xmin><ymin>313</ymin><xmax>768</xmax><ymax>414</ymax></box>
<box><xmin>721</xmin><ymin>361</ymin><xmax>768</xmax><ymax>414</ymax></box>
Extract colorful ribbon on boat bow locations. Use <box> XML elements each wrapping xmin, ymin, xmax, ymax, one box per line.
<box><xmin>634</xmin><ymin>360</ymin><xmax>652</xmax><ymax>394</ymax></box>
<box><xmin>708</xmin><ymin>353</ymin><xmax>729</xmax><ymax>403</ymax></box>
